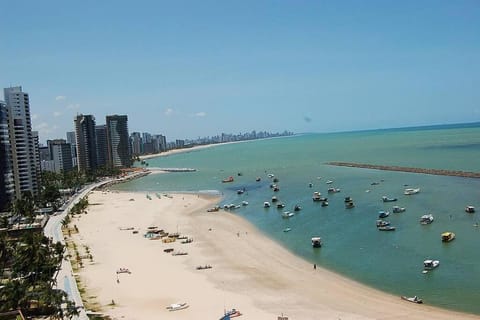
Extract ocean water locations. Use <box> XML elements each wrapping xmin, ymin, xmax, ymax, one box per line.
<box><xmin>114</xmin><ymin>123</ymin><xmax>480</xmax><ymax>314</ymax></box>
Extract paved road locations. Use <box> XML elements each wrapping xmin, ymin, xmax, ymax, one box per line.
<box><xmin>43</xmin><ymin>180</ymin><xmax>113</xmax><ymax>320</ymax></box>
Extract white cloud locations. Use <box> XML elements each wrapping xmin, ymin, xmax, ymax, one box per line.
<box><xmin>55</xmin><ymin>95</ymin><xmax>66</xmax><ymax>101</ymax></box>
<box><xmin>53</xmin><ymin>111</ymin><xmax>62</xmax><ymax>117</ymax></box>
<box><xmin>165</xmin><ymin>108</ymin><xmax>174</xmax><ymax>116</ymax></box>
<box><xmin>33</xmin><ymin>122</ymin><xmax>56</xmax><ymax>136</ymax></box>
<box><xmin>31</xmin><ymin>114</ymin><xmax>39</xmax><ymax>120</ymax></box>
<box><xmin>66</xmin><ymin>103</ymin><xmax>80</xmax><ymax>110</ymax></box>
<box><xmin>190</xmin><ymin>111</ymin><xmax>207</xmax><ymax>118</ymax></box>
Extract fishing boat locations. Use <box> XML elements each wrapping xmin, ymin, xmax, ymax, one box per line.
<box><xmin>420</xmin><ymin>214</ymin><xmax>434</xmax><ymax>225</ymax></box>
<box><xmin>378</xmin><ymin>226</ymin><xmax>396</xmax><ymax>231</ymax></box>
<box><xmin>382</xmin><ymin>196</ymin><xmax>397</xmax><ymax>202</ymax></box>
<box><xmin>423</xmin><ymin>259</ymin><xmax>440</xmax><ymax>270</ymax></box>
<box><xmin>222</xmin><ymin>176</ymin><xmax>234</xmax><ymax>183</ymax></box>
<box><xmin>441</xmin><ymin>232</ymin><xmax>455</xmax><ymax>242</ymax></box>
<box><xmin>219</xmin><ymin>308</ymin><xmax>242</xmax><ymax>319</ymax></box>
<box><xmin>376</xmin><ymin>220</ymin><xmax>391</xmax><ymax>227</ymax></box>
<box><xmin>378</xmin><ymin>210</ymin><xmax>390</xmax><ymax>218</ymax></box>
<box><xmin>465</xmin><ymin>205</ymin><xmax>475</xmax><ymax>213</ymax></box>
<box><xmin>401</xmin><ymin>296</ymin><xmax>423</xmax><ymax>304</ymax></box>
<box><xmin>392</xmin><ymin>206</ymin><xmax>406</xmax><ymax>213</ymax></box>
<box><xmin>311</xmin><ymin>237</ymin><xmax>322</xmax><ymax>247</ymax></box>
<box><xmin>282</xmin><ymin>211</ymin><xmax>294</xmax><ymax>218</ymax></box>
<box><xmin>404</xmin><ymin>188</ymin><xmax>420</xmax><ymax>195</ymax></box>
<box><xmin>166</xmin><ymin>302</ymin><xmax>189</xmax><ymax>311</ymax></box>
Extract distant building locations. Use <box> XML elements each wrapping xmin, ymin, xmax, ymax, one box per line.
<box><xmin>106</xmin><ymin>115</ymin><xmax>130</xmax><ymax>168</ymax></box>
<box><xmin>95</xmin><ymin>125</ymin><xmax>108</xmax><ymax>167</ymax></box>
<box><xmin>4</xmin><ymin>86</ymin><xmax>39</xmax><ymax>198</ymax></box>
<box><xmin>74</xmin><ymin>114</ymin><xmax>97</xmax><ymax>172</ymax></box>
<box><xmin>50</xmin><ymin>139</ymin><xmax>73</xmax><ymax>173</ymax></box>
<box><xmin>130</xmin><ymin>132</ymin><xmax>142</xmax><ymax>156</ymax></box>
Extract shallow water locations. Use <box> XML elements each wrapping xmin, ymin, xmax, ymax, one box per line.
<box><xmin>114</xmin><ymin>123</ymin><xmax>480</xmax><ymax>314</ymax></box>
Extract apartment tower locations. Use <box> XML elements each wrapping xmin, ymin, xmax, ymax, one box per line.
<box><xmin>74</xmin><ymin>114</ymin><xmax>97</xmax><ymax>172</ymax></box>
<box><xmin>106</xmin><ymin>115</ymin><xmax>130</xmax><ymax>168</ymax></box>
<box><xmin>3</xmin><ymin>86</ymin><xmax>39</xmax><ymax>198</ymax></box>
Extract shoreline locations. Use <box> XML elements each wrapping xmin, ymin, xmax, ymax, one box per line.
<box><xmin>327</xmin><ymin>161</ymin><xmax>480</xmax><ymax>178</ymax></box>
<box><xmin>69</xmin><ymin>189</ymin><xmax>480</xmax><ymax>319</ymax></box>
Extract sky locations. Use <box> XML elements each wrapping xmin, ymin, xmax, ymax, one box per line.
<box><xmin>1</xmin><ymin>0</ymin><xmax>479</xmax><ymax>143</ymax></box>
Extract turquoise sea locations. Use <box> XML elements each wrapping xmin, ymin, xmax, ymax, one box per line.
<box><xmin>114</xmin><ymin>123</ymin><xmax>480</xmax><ymax>315</ymax></box>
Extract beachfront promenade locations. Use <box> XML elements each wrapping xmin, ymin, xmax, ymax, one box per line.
<box><xmin>327</xmin><ymin>162</ymin><xmax>480</xmax><ymax>178</ymax></box>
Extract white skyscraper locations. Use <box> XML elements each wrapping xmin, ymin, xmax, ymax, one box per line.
<box><xmin>4</xmin><ymin>86</ymin><xmax>39</xmax><ymax>197</ymax></box>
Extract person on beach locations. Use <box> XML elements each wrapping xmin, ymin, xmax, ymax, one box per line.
<box><xmin>314</xmin><ymin>264</ymin><xmax>316</xmax><ymax>270</ymax></box>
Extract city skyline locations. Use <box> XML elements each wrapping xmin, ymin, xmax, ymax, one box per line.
<box><xmin>1</xmin><ymin>1</ymin><xmax>479</xmax><ymax>142</ymax></box>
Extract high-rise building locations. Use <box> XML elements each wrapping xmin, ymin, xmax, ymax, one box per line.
<box><xmin>95</xmin><ymin>125</ymin><xmax>108</xmax><ymax>167</ymax></box>
<box><xmin>50</xmin><ymin>139</ymin><xmax>73</xmax><ymax>173</ymax></box>
<box><xmin>130</xmin><ymin>132</ymin><xmax>142</xmax><ymax>156</ymax></box>
<box><xmin>4</xmin><ymin>86</ymin><xmax>39</xmax><ymax>198</ymax></box>
<box><xmin>66</xmin><ymin>131</ymin><xmax>77</xmax><ymax>157</ymax></box>
<box><xmin>0</xmin><ymin>101</ymin><xmax>14</xmax><ymax>210</ymax></box>
<box><xmin>74</xmin><ymin>114</ymin><xmax>97</xmax><ymax>172</ymax></box>
<box><xmin>106</xmin><ymin>115</ymin><xmax>130</xmax><ymax>168</ymax></box>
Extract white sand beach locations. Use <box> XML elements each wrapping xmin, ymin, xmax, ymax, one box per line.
<box><xmin>70</xmin><ymin>190</ymin><xmax>480</xmax><ymax>320</ymax></box>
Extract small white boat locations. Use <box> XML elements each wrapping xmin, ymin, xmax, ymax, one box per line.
<box><xmin>378</xmin><ymin>210</ymin><xmax>390</xmax><ymax>218</ymax></box>
<box><xmin>283</xmin><ymin>227</ymin><xmax>292</xmax><ymax>232</ymax></box>
<box><xmin>376</xmin><ymin>220</ymin><xmax>390</xmax><ymax>227</ymax></box>
<box><xmin>327</xmin><ymin>187</ymin><xmax>341</xmax><ymax>193</ymax></box>
<box><xmin>166</xmin><ymin>302</ymin><xmax>189</xmax><ymax>311</ymax></box>
<box><xmin>420</xmin><ymin>214</ymin><xmax>434</xmax><ymax>225</ymax></box>
<box><xmin>378</xmin><ymin>226</ymin><xmax>396</xmax><ymax>231</ymax></box>
<box><xmin>312</xmin><ymin>237</ymin><xmax>322</xmax><ymax>247</ymax></box>
<box><xmin>326</xmin><ymin>180</ymin><xmax>333</xmax><ymax>184</ymax></box>
<box><xmin>465</xmin><ymin>205</ymin><xmax>475</xmax><ymax>213</ymax></box>
<box><xmin>404</xmin><ymin>188</ymin><xmax>420</xmax><ymax>195</ymax></box>
<box><xmin>282</xmin><ymin>211</ymin><xmax>294</xmax><ymax>218</ymax></box>
<box><xmin>264</xmin><ymin>202</ymin><xmax>271</xmax><ymax>208</ymax></box>
<box><xmin>382</xmin><ymin>196</ymin><xmax>397</xmax><ymax>202</ymax></box>
<box><xmin>423</xmin><ymin>259</ymin><xmax>440</xmax><ymax>270</ymax></box>
<box><xmin>242</xmin><ymin>201</ymin><xmax>249</xmax><ymax>206</ymax></box>
<box><xmin>401</xmin><ymin>296</ymin><xmax>423</xmax><ymax>304</ymax></box>
<box><xmin>392</xmin><ymin>206</ymin><xmax>406</xmax><ymax>213</ymax></box>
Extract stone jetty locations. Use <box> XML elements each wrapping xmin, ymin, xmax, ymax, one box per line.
<box><xmin>327</xmin><ymin>162</ymin><xmax>480</xmax><ymax>179</ymax></box>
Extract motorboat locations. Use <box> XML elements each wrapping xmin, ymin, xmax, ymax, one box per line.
<box><xmin>294</xmin><ymin>204</ymin><xmax>302</xmax><ymax>211</ymax></box>
<box><xmin>312</xmin><ymin>191</ymin><xmax>322</xmax><ymax>201</ymax></box>
<box><xmin>273</xmin><ymin>185</ymin><xmax>280</xmax><ymax>192</ymax></box>
<box><xmin>241</xmin><ymin>201</ymin><xmax>249</xmax><ymax>206</ymax></box>
<box><xmin>166</xmin><ymin>302</ymin><xmax>189</xmax><ymax>311</ymax></box>
<box><xmin>344</xmin><ymin>196</ymin><xmax>353</xmax><ymax>203</ymax></box>
<box><xmin>404</xmin><ymin>188</ymin><xmax>420</xmax><ymax>195</ymax></box>
<box><xmin>267</xmin><ymin>173</ymin><xmax>275</xmax><ymax>178</ymax></box>
<box><xmin>283</xmin><ymin>227</ymin><xmax>292</xmax><ymax>232</ymax></box>
<box><xmin>423</xmin><ymin>259</ymin><xmax>440</xmax><ymax>270</ymax></box>
<box><xmin>420</xmin><ymin>214</ymin><xmax>434</xmax><ymax>225</ymax></box>
<box><xmin>321</xmin><ymin>201</ymin><xmax>329</xmax><ymax>207</ymax></box>
<box><xmin>222</xmin><ymin>176</ymin><xmax>234</xmax><ymax>183</ymax></box>
<box><xmin>263</xmin><ymin>202</ymin><xmax>271</xmax><ymax>208</ymax></box>
<box><xmin>401</xmin><ymin>296</ymin><xmax>423</xmax><ymax>304</ymax></box>
<box><xmin>441</xmin><ymin>232</ymin><xmax>455</xmax><ymax>242</ymax></box>
<box><xmin>382</xmin><ymin>196</ymin><xmax>397</xmax><ymax>202</ymax></box>
<box><xmin>236</xmin><ymin>189</ymin><xmax>245</xmax><ymax>195</ymax></box>
<box><xmin>378</xmin><ymin>211</ymin><xmax>390</xmax><ymax>218</ymax></box>
<box><xmin>277</xmin><ymin>203</ymin><xmax>286</xmax><ymax>209</ymax></box>
<box><xmin>345</xmin><ymin>201</ymin><xmax>355</xmax><ymax>209</ymax></box>
<box><xmin>376</xmin><ymin>220</ymin><xmax>391</xmax><ymax>227</ymax></box>
<box><xmin>271</xmin><ymin>196</ymin><xmax>278</xmax><ymax>202</ymax></box>
<box><xmin>207</xmin><ymin>206</ymin><xmax>220</xmax><ymax>212</ymax></box>
<box><xmin>326</xmin><ymin>180</ymin><xmax>333</xmax><ymax>184</ymax></box>
<box><xmin>255</xmin><ymin>177</ymin><xmax>261</xmax><ymax>182</ymax></box>
<box><xmin>220</xmin><ymin>308</ymin><xmax>242</xmax><ymax>319</ymax></box>
<box><xmin>282</xmin><ymin>211</ymin><xmax>294</xmax><ymax>218</ymax></box>
<box><xmin>311</xmin><ymin>237</ymin><xmax>322</xmax><ymax>247</ymax></box>
<box><xmin>465</xmin><ymin>206</ymin><xmax>475</xmax><ymax>213</ymax></box>
<box><xmin>392</xmin><ymin>206</ymin><xmax>406</xmax><ymax>213</ymax></box>
<box><xmin>378</xmin><ymin>226</ymin><xmax>396</xmax><ymax>231</ymax></box>
<box><xmin>327</xmin><ymin>187</ymin><xmax>341</xmax><ymax>193</ymax></box>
